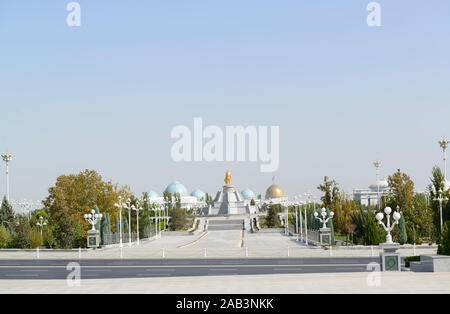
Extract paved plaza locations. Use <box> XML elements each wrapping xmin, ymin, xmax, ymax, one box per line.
<box><xmin>2</xmin><ymin>272</ymin><xmax>449</xmax><ymax>294</ymax></box>
<box><xmin>0</xmin><ymin>229</ymin><xmax>438</xmax><ymax>260</ymax></box>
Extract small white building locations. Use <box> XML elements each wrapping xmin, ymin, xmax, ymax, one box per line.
<box><xmin>353</xmin><ymin>179</ymin><xmax>390</xmax><ymax>207</ymax></box>
<box><xmin>146</xmin><ymin>181</ymin><xmax>206</xmax><ymax>210</ymax></box>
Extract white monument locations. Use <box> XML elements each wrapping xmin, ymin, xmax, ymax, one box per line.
<box><xmin>204</xmin><ymin>170</ymin><xmax>257</xmax><ymax>215</ymax></box>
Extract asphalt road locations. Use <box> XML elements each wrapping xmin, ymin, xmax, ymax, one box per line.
<box><xmin>0</xmin><ymin>257</ymin><xmax>380</xmax><ymax>280</ymax></box>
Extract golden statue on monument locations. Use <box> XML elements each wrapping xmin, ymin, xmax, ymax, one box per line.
<box><xmin>224</xmin><ymin>170</ymin><xmax>232</xmax><ymax>185</ymax></box>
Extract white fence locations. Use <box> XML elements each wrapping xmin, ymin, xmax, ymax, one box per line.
<box><xmin>0</xmin><ymin>244</ymin><xmax>438</xmax><ymax>260</ymax></box>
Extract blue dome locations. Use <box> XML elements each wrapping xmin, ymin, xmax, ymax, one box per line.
<box><xmin>165</xmin><ymin>181</ymin><xmax>188</xmax><ymax>196</ymax></box>
<box><xmin>241</xmin><ymin>188</ymin><xmax>255</xmax><ymax>199</ymax></box>
<box><xmin>147</xmin><ymin>190</ymin><xmax>159</xmax><ymax>198</ymax></box>
<box><xmin>190</xmin><ymin>189</ymin><xmax>206</xmax><ymax>200</ymax></box>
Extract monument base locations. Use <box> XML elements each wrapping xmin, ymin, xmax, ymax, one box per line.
<box><xmin>319</xmin><ymin>227</ymin><xmax>332</xmax><ymax>245</ymax></box>
<box><xmin>204</xmin><ymin>185</ymin><xmax>250</xmax><ymax>215</ymax></box>
<box><xmin>379</xmin><ymin>243</ymin><xmax>401</xmax><ymax>271</ymax></box>
<box><xmin>87</xmin><ymin>230</ymin><xmax>100</xmax><ymax>248</ymax></box>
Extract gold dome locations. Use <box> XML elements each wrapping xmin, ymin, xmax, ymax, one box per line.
<box><xmin>265</xmin><ymin>184</ymin><xmax>284</xmax><ymax>199</ymax></box>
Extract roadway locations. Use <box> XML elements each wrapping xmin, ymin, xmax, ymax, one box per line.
<box><xmin>0</xmin><ymin>257</ymin><xmax>380</xmax><ymax>280</ymax></box>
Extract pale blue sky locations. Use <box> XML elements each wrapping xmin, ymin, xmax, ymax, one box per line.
<box><xmin>0</xmin><ymin>0</ymin><xmax>449</xmax><ymax>202</ymax></box>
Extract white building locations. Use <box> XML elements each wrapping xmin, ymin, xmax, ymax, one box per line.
<box><xmin>146</xmin><ymin>181</ymin><xmax>205</xmax><ymax>210</ymax></box>
<box><xmin>353</xmin><ymin>178</ymin><xmax>390</xmax><ymax>207</ymax></box>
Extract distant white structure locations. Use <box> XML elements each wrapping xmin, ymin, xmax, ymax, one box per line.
<box><xmin>1</xmin><ymin>152</ymin><xmax>13</xmax><ymax>201</ymax></box>
<box><xmin>146</xmin><ymin>181</ymin><xmax>205</xmax><ymax>210</ymax></box>
<box><xmin>438</xmin><ymin>137</ymin><xmax>450</xmax><ymax>191</ymax></box>
<box><xmin>353</xmin><ymin>161</ymin><xmax>390</xmax><ymax>207</ymax></box>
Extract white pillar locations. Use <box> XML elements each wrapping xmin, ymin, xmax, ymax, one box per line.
<box><xmin>5</xmin><ymin>163</ymin><xmax>9</xmax><ymax>201</ymax></box>
<box><xmin>304</xmin><ymin>206</ymin><xmax>308</xmax><ymax>245</ymax></box>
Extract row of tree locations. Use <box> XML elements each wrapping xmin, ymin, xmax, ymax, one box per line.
<box><xmin>0</xmin><ymin>170</ymin><xmax>190</xmax><ymax>249</ymax></box>
<box><xmin>315</xmin><ymin>166</ymin><xmax>450</xmax><ymax>249</ymax></box>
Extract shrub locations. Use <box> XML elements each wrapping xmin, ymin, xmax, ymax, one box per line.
<box><xmin>265</xmin><ymin>204</ymin><xmax>280</xmax><ymax>228</ymax></box>
<box><xmin>43</xmin><ymin>227</ymin><xmax>57</xmax><ymax>248</ymax></box>
<box><xmin>13</xmin><ymin>217</ymin><xmax>33</xmax><ymax>248</ymax></box>
<box><xmin>0</xmin><ymin>226</ymin><xmax>12</xmax><ymax>248</ymax></box>
<box><xmin>405</xmin><ymin>255</ymin><xmax>421</xmax><ymax>268</ymax></box>
<box><xmin>363</xmin><ymin>217</ymin><xmax>380</xmax><ymax>245</ymax></box>
<box><xmin>438</xmin><ymin>221</ymin><xmax>450</xmax><ymax>256</ymax></box>
<box><xmin>398</xmin><ymin>215</ymin><xmax>407</xmax><ymax>245</ymax></box>
<box><xmin>30</xmin><ymin>229</ymin><xmax>42</xmax><ymax>248</ymax></box>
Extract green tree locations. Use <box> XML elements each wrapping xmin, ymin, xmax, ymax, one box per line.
<box><xmin>169</xmin><ymin>193</ymin><xmax>186</xmax><ymax>231</ymax></box>
<box><xmin>123</xmin><ymin>217</ymin><xmax>129</xmax><ymax>234</ymax></box>
<box><xmin>13</xmin><ymin>216</ymin><xmax>33</xmax><ymax>248</ymax></box>
<box><xmin>0</xmin><ymin>226</ymin><xmax>12</xmax><ymax>248</ymax></box>
<box><xmin>30</xmin><ymin>228</ymin><xmax>42</xmax><ymax>248</ymax></box>
<box><xmin>332</xmin><ymin>193</ymin><xmax>358</xmax><ymax>237</ymax></box>
<box><xmin>438</xmin><ymin>221</ymin><xmax>450</xmax><ymax>255</ymax></box>
<box><xmin>351</xmin><ymin>207</ymin><xmax>373</xmax><ymax>244</ymax></box>
<box><xmin>265</xmin><ymin>203</ymin><xmax>280</xmax><ymax>228</ymax></box>
<box><xmin>54</xmin><ymin>210</ymin><xmax>77</xmax><ymax>249</ymax></box>
<box><xmin>0</xmin><ymin>197</ymin><xmax>15</xmax><ymax>233</ymax></box>
<box><xmin>363</xmin><ymin>217</ymin><xmax>380</xmax><ymax>245</ymax></box>
<box><xmin>429</xmin><ymin>166</ymin><xmax>450</xmax><ymax>240</ymax></box>
<box><xmin>43</xmin><ymin>169</ymin><xmax>131</xmax><ymax>242</ymax></box>
<box><xmin>317</xmin><ymin>176</ymin><xmax>339</xmax><ymax>208</ymax></box>
<box><xmin>43</xmin><ymin>226</ymin><xmax>57</xmax><ymax>248</ymax></box>
<box><xmin>387</xmin><ymin>169</ymin><xmax>415</xmax><ymax>211</ymax></box>
<box><xmin>100</xmin><ymin>213</ymin><xmax>111</xmax><ymax>245</ymax></box>
<box><xmin>398</xmin><ymin>214</ymin><xmax>407</xmax><ymax>245</ymax></box>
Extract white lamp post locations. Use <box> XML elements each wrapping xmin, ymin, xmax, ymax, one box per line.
<box><xmin>153</xmin><ymin>204</ymin><xmax>160</xmax><ymax>239</ymax></box>
<box><xmin>1</xmin><ymin>152</ymin><xmax>13</xmax><ymax>201</ymax></box>
<box><xmin>375</xmin><ymin>206</ymin><xmax>401</xmax><ymax>244</ymax></box>
<box><xmin>283</xmin><ymin>199</ymin><xmax>288</xmax><ymax>236</ymax></box>
<box><xmin>314</xmin><ymin>207</ymin><xmax>334</xmax><ymax>246</ymax></box>
<box><xmin>122</xmin><ymin>198</ymin><xmax>132</xmax><ymax>246</ymax></box>
<box><xmin>376</xmin><ymin>206</ymin><xmax>402</xmax><ymax>271</ymax></box>
<box><xmin>84</xmin><ymin>209</ymin><xmax>103</xmax><ymax>231</ymax></box>
<box><xmin>433</xmin><ymin>190</ymin><xmax>448</xmax><ymax>234</ymax></box>
<box><xmin>114</xmin><ymin>196</ymin><xmax>125</xmax><ymax>248</ymax></box>
<box><xmin>373</xmin><ymin>160</ymin><xmax>382</xmax><ymax>208</ymax></box>
<box><xmin>36</xmin><ymin>216</ymin><xmax>47</xmax><ymax>236</ymax></box>
<box><xmin>132</xmin><ymin>201</ymin><xmax>142</xmax><ymax>245</ymax></box>
<box><xmin>438</xmin><ymin>137</ymin><xmax>450</xmax><ymax>181</ymax></box>
<box><xmin>304</xmin><ymin>193</ymin><xmax>314</xmax><ymax>245</ymax></box>
<box><xmin>314</xmin><ymin>208</ymin><xmax>334</xmax><ymax>229</ymax></box>
<box><xmin>295</xmin><ymin>201</ymin><xmax>299</xmax><ymax>241</ymax></box>
<box><xmin>298</xmin><ymin>200</ymin><xmax>304</xmax><ymax>242</ymax></box>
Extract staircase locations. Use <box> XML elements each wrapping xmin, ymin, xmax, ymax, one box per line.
<box><xmin>207</xmin><ymin>219</ymin><xmax>244</xmax><ymax>231</ymax></box>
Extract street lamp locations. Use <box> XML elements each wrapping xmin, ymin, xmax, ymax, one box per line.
<box><xmin>438</xmin><ymin>137</ymin><xmax>450</xmax><ymax>181</ymax></box>
<box><xmin>1</xmin><ymin>152</ymin><xmax>13</xmax><ymax>201</ymax></box>
<box><xmin>36</xmin><ymin>216</ymin><xmax>47</xmax><ymax>236</ymax></box>
<box><xmin>114</xmin><ymin>196</ymin><xmax>125</xmax><ymax>248</ymax></box>
<box><xmin>12</xmin><ymin>200</ymin><xmax>40</xmax><ymax>218</ymax></box>
<box><xmin>433</xmin><ymin>189</ymin><xmax>448</xmax><ymax>234</ymax></box>
<box><xmin>314</xmin><ymin>208</ymin><xmax>334</xmax><ymax>229</ymax></box>
<box><xmin>373</xmin><ymin>160</ymin><xmax>382</xmax><ymax>209</ymax></box>
<box><xmin>84</xmin><ymin>209</ymin><xmax>103</xmax><ymax>231</ymax></box>
<box><xmin>282</xmin><ymin>199</ymin><xmax>289</xmax><ymax>235</ymax></box>
<box><xmin>375</xmin><ymin>206</ymin><xmax>401</xmax><ymax>244</ymax></box>
<box><xmin>303</xmin><ymin>193</ymin><xmax>313</xmax><ymax>246</ymax></box>
<box><xmin>122</xmin><ymin>198</ymin><xmax>132</xmax><ymax>246</ymax></box>
<box><xmin>153</xmin><ymin>204</ymin><xmax>161</xmax><ymax>239</ymax></box>
<box><xmin>131</xmin><ymin>201</ymin><xmax>143</xmax><ymax>245</ymax></box>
